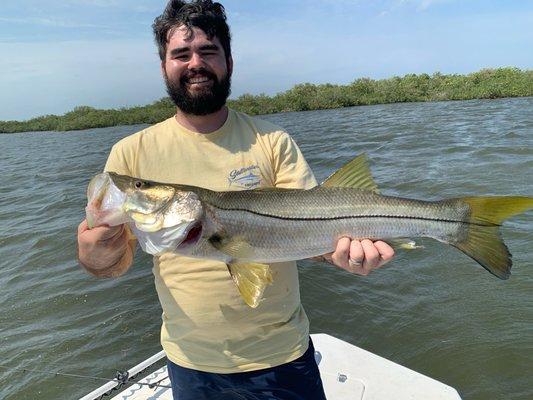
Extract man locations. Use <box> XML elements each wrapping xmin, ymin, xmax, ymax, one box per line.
<box><xmin>77</xmin><ymin>1</ymin><xmax>394</xmax><ymax>399</ymax></box>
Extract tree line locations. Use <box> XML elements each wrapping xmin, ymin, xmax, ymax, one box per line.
<box><xmin>1</xmin><ymin>67</ymin><xmax>531</xmax><ymax>133</ymax></box>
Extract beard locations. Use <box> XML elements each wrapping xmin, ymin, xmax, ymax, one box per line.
<box><xmin>163</xmin><ymin>67</ymin><xmax>231</xmax><ymax>116</ymax></box>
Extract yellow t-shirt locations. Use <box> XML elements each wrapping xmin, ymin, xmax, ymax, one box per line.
<box><xmin>105</xmin><ymin>109</ymin><xmax>317</xmax><ymax>373</ymax></box>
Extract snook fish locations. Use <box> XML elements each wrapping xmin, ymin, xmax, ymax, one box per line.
<box><xmin>85</xmin><ymin>155</ymin><xmax>533</xmax><ymax>307</ymax></box>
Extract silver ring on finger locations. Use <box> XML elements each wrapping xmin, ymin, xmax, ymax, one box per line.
<box><xmin>349</xmin><ymin>258</ymin><xmax>363</xmax><ymax>267</ymax></box>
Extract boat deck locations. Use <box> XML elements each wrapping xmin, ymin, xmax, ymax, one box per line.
<box><xmin>81</xmin><ymin>333</ymin><xmax>462</xmax><ymax>400</ymax></box>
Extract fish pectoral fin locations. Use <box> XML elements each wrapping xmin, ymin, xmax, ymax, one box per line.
<box><xmin>321</xmin><ymin>153</ymin><xmax>379</xmax><ymax>192</ymax></box>
<box><xmin>387</xmin><ymin>238</ymin><xmax>424</xmax><ymax>250</ymax></box>
<box><xmin>227</xmin><ymin>262</ymin><xmax>273</xmax><ymax>308</ymax></box>
<box><xmin>209</xmin><ymin>234</ymin><xmax>256</xmax><ymax>259</ymax></box>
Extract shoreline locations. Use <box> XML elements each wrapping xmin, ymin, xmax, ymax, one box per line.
<box><xmin>1</xmin><ymin>67</ymin><xmax>531</xmax><ymax>134</ymax></box>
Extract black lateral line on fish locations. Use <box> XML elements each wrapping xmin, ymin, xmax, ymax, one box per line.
<box><xmin>208</xmin><ymin>204</ymin><xmax>499</xmax><ymax>227</ymax></box>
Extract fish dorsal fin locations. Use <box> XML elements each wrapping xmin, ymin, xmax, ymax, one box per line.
<box><xmin>227</xmin><ymin>262</ymin><xmax>273</xmax><ymax>308</ymax></box>
<box><xmin>321</xmin><ymin>153</ymin><xmax>379</xmax><ymax>193</ymax></box>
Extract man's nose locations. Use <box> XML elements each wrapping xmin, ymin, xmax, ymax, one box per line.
<box><xmin>188</xmin><ymin>52</ymin><xmax>205</xmax><ymax>69</ymax></box>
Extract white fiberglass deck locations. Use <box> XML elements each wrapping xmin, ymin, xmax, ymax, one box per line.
<box><xmin>81</xmin><ymin>333</ymin><xmax>462</xmax><ymax>400</ymax></box>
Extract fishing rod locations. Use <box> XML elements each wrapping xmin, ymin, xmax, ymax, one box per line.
<box><xmin>0</xmin><ymin>362</ymin><xmax>172</xmax><ymax>389</ymax></box>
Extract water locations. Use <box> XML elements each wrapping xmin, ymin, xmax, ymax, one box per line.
<box><xmin>1</xmin><ymin>97</ymin><xmax>532</xmax><ymax>400</ymax></box>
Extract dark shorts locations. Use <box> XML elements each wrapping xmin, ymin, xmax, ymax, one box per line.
<box><xmin>166</xmin><ymin>338</ymin><xmax>327</xmax><ymax>400</ymax></box>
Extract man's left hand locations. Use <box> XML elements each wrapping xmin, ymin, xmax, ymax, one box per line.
<box><xmin>323</xmin><ymin>238</ymin><xmax>394</xmax><ymax>276</ymax></box>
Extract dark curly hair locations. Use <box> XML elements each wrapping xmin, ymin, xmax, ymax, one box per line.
<box><xmin>152</xmin><ymin>0</ymin><xmax>232</xmax><ymax>63</ymax></box>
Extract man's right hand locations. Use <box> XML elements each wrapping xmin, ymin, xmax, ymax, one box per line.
<box><xmin>77</xmin><ymin>219</ymin><xmax>134</xmax><ymax>278</ymax></box>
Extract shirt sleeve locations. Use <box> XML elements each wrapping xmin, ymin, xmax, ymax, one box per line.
<box><xmin>272</xmin><ymin>131</ymin><xmax>317</xmax><ymax>190</ymax></box>
<box><xmin>104</xmin><ymin>139</ymin><xmax>135</xmax><ymax>175</ymax></box>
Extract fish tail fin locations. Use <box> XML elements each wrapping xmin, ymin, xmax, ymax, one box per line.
<box><xmin>452</xmin><ymin>196</ymin><xmax>533</xmax><ymax>279</ymax></box>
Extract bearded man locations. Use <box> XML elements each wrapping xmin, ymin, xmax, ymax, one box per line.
<box><xmin>77</xmin><ymin>1</ymin><xmax>394</xmax><ymax>399</ymax></box>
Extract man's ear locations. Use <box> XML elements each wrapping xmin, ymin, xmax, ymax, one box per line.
<box><xmin>160</xmin><ymin>60</ymin><xmax>166</xmax><ymax>77</ymax></box>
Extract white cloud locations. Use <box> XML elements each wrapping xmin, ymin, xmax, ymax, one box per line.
<box><xmin>409</xmin><ymin>0</ymin><xmax>455</xmax><ymax>10</ymax></box>
<box><xmin>67</xmin><ymin>0</ymin><xmax>123</xmax><ymax>7</ymax></box>
<box><xmin>0</xmin><ymin>16</ymin><xmax>102</xmax><ymax>28</ymax></box>
<box><xmin>382</xmin><ymin>0</ymin><xmax>455</xmax><ymax>14</ymax></box>
<box><xmin>66</xmin><ymin>0</ymin><xmax>163</xmax><ymax>11</ymax></box>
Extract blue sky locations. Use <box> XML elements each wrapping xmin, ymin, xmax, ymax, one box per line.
<box><xmin>1</xmin><ymin>0</ymin><xmax>532</xmax><ymax>121</ymax></box>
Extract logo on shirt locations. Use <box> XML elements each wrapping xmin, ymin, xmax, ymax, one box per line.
<box><xmin>228</xmin><ymin>165</ymin><xmax>261</xmax><ymax>189</ymax></box>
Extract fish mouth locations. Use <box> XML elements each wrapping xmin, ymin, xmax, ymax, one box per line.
<box><xmin>176</xmin><ymin>221</ymin><xmax>203</xmax><ymax>250</ymax></box>
<box><xmin>86</xmin><ymin>173</ymin><xmax>111</xmax><ymax>228</ymax></box>
<box><xmin>86</xmin><ymin>172</ymin><xmax>128</xmax><ymax>228</ymax></box>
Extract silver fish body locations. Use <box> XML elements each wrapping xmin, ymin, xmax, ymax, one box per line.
<box><xmin>85</xmin><ymin>155</ymin><xmax>533</xmax><ymax>306</ymax></box>
<box><xmin>185</xmin><ymin>188</ymin><xmax>471</xmax><ymax>263</ymax></box>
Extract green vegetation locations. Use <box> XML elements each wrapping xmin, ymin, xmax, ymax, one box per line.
<box><xmin>1</xmin><ymin>67</ymin><xmax>532</xmax><ymax>133</ymax></box>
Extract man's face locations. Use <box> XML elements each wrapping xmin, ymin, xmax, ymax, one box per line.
<box><xmin>162</xmin><ymin>26</ymin><xmax>232</xmax><ymax>115</ymax></box>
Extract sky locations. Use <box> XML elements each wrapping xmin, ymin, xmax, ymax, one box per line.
<box><xmin>1</xmin><ymin>0</ymin><xmax>532</xmax><ymax>121</ymax></box>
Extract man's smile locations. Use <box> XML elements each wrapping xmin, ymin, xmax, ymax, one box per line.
<box><xmin>186</xmin><ymin>76</ymin><xmax>212</xmax><ymax>88</ymax></box>
<box><xmin>188</xmin><ymin>77</ymin><xmax>210</xmax><ymax>83</ymax></box>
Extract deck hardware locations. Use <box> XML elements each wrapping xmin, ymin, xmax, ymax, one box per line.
<box><xmin>337</xmin><ymin>373</ymin><xmax>348</xmax><ymax>383</ymax></box>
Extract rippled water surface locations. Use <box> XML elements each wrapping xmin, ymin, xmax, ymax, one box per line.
<box><xmin>1</xmin><ymin>97</ymin><xmax>532</xmax><ymax>400</ymax></box>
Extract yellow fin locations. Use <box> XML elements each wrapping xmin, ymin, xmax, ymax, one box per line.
<box><xmin>462</xmin><ymin>196</ymin><xmax>533</xmax><ymax>225</ymax></box>
<box><xmin>227</xmin><ymin>263</ymin><xmax>273</xmax><ymax>308</ymax></box>
<box><xmin>387</xmin><ymin>238</ymin><xmax>424</xmax><ymax>250</ymax></box>
<box><xmin>209</xmin><ymin>234</ymin><xmax>256</xmax><ymax>259</ymax></box>
<box><xmin>453</xmin><ymin>196</ymin><xmax>533</xmax><ymax>279</ymax></box>
<box><xmin>453</xmin><ymin>226</ymin><xmax>512</xmax><ymax>279</ymax></box>
<box><xmin>321</xmin><ymin>153</ymin><xmax>379</xmax><ymax>192</ymax></box>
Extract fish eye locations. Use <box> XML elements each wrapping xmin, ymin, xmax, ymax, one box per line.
<box><xmin>134</xmin><ymin>180</ymin><xmax>144</xmax><ymax>189</ymax></box>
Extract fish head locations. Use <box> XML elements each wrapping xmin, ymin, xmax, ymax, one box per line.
<box><xmin>110</xmin><ymin>173</ymin><xmax>176</xmax><ymax>227</ymax></box>
<box><xmin>85</xmin><ymin>172</ymin><xmax>204</xmax><ymax>254</ymax></box>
